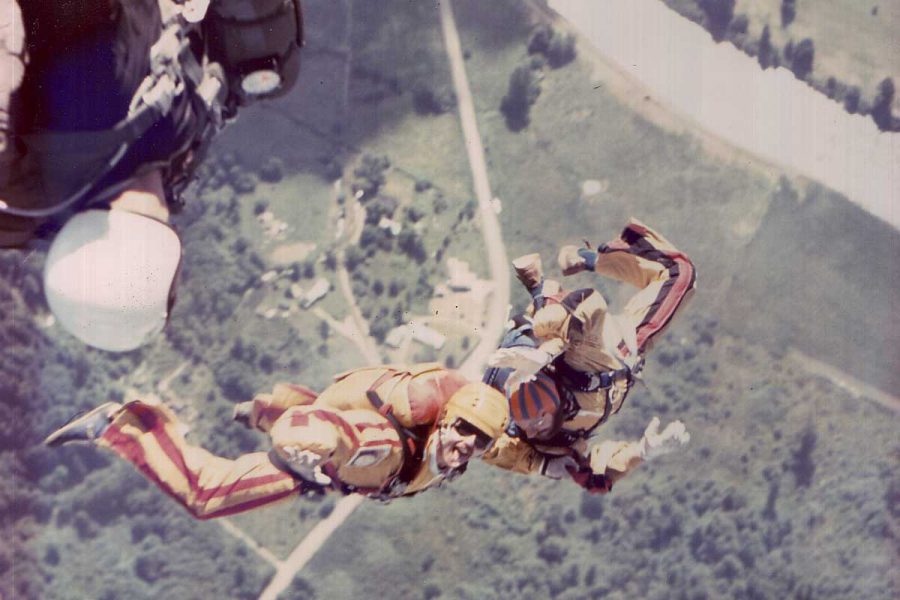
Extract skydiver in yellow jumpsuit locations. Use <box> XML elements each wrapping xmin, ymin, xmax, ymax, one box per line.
<box><xmin>484</xmin><ymin>218</ymin><xmax>696</xmax><ymax>492</ymax></box>
<box><xmin>45</xmin><ymin>363</ymin><xmax>508</xmax><ymax>518</ymax></box>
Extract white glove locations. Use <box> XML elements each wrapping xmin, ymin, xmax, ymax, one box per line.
<box><xmin>280</xmin><ymin>448</ymin><xmax>333</xmax><ymax>486</ymax></box>
<box><xmin>232</xmin><ymin>401</ymin><xmax>255</xmax><ymax>429</ymax></box>
<box><xmin>638</xmin><ymin>417</ymin><xmax>690</xmax><ymax>461</ymax></box>
<box><xmin>541</xmin><ymin>455</ymin><xmax>578</xmax><ymax>480</ymax></box>
<box><xmin>487</xmin><ymin>347</ymin><xmax>553</xmax><ymax>393</ymax></box>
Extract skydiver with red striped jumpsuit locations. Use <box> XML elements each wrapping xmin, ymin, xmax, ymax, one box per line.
<box><xmin>44</xmin><ymin>364</ymin><xmax>509</xmax><ymax>518</ymax></box>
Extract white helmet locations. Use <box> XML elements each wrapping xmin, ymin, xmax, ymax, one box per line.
<box><xmin>43</xmin><ymin>209</ymin><xmax>182</xmax><ymax>352</ymax></box>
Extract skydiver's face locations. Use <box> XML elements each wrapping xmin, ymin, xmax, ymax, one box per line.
<box><xmin>435</xmin><ymin>420</ymin><xmax>492</xmax><ymax>470</ymax></box>
<box><xmin>516</xmin><ymin>410</ymin><xmax>557</xmax><ymax>439</ymax></box>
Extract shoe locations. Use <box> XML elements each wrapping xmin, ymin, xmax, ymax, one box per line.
<box><xmin>44</xmin><ymin>402</ymin><xmax>122</xmax><ymax>447</ymax></box>
<box><xmin>512</xmin><ymin>253</ymin><xmax>543</xmax><ymax>291</ymax></box>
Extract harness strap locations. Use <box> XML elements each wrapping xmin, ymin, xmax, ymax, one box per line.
<box><xmin>364</xmin><ymin>372</ymin><xmax>428</xmax><ymax>495</ymax></box>
<box><xmin>552</xmin><ymin>356</ymin><xmax>632</xmax><ymax>393</ymax></box>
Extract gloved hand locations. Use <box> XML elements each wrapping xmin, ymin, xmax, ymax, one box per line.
<box><xmin>541</xmin><ymin>455</ymin><xmax>579</xmax><ymax>480</ymax></box>
<box><xmin>232</xmin><ymin>401</ymin><xmax>255</xmax><ymax>429</ymax></box>
<box><xmin>638</xmin><ymin>417</ymin><xmax>691</xmax><ymax>461</ymax></box>
<box><xmin>280</xmin><ymin>447</ymin><xmax>333</xmax><ymax>487</ymax></box>
<box><xmin>558</xmin><ymin>245</ymin><xmax>599</xmax><ymax>276</ymax></box>
<box><xmin>487</xmin><ymin>347</ymin><xmax>553</xmax><ymax>392</ymax></box>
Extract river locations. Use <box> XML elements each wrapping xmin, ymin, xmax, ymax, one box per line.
<box><xmin>549</xmin><ymin>0</ymin><xmax>898</xmax><ymax>229</ymax></box>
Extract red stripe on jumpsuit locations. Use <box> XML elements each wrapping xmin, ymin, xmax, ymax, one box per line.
<box><xmin>290</xmin><ymin>409</ymin><xmax>361</xmax><ymax>447</ymax></box>
<box><xmin>603</xmin><ymin>230</ymin><xmax>696</xmax><ymax>352</ymax></box>
<box><xmin>636</xmin><ymin>255</ymin><xmax>694</xmax><ymax>351</ymax></box>
<box><xmin>103</xmin><ymin>404</ymin><xmax>298</xmax><ymax>518</ymax></box>
<box><xmin>356</xmin><ymin>420</ymin><xmax>401</xmax><ymax>448</ymax></box>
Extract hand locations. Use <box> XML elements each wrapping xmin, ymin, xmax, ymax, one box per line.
<box><xmin>488</xmin><ymin>347</ymin><xmax>552</xmax><ymax>393</ymax></box>
<box><xmin>558</xmin><ymin>245</ymin><xmax>598</xmax><ymax>276</ymax></box>
<box><xmin>542</xmin><ymin>455</ymin><xmax>579</xmax><ymax>480</ymax></box>
<box><xmin>280</xmin><ymin>447</ymin><xmax>333</xmax><ymax>486</ymax></box>
<box><xmin>487</xmin><ymin>346</ymin><xmax>552</xmax><ymax>371</ymax></box>
<box><xmin>639</xmin><ymin>417</ymin><xmax>690</xmax><ymax>461</ymax></box>
<box><xmin>232</xmin><ymin>401</ymin><xmax>254</xmax><ymax>429</ymax></box>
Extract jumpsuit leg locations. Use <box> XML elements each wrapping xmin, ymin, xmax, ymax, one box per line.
<box><xmin>593</xmin><ymin>218</ymin><xmax>696</xmax><ymax>353</ymax></box>
<box><xmin>98</xmin><ymin>401</ymin><xmax>304</xmax><ymax>519</ymax></box>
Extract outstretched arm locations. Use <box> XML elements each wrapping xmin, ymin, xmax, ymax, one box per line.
<box><xmin>267</xmin><ymin>405</ymin><xmax>403</xmax><ymax>488</ymax></box>
<box><xmin>234</xmin><ymin>382</ymin><xmax>319</xmax><ymax>432</ymax></box>
<box><xmin>588</xmin><ymin>416</ymin><xmax>691</xmax><ymax>489</ymax></box>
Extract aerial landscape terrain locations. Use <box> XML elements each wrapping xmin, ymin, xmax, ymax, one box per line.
<box><xmin>1</xmin><ymin>1</ymin><xmax>897</xmax><ymax>599</ymax></box>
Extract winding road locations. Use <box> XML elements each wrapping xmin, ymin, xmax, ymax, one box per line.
<box><xmin>254</xmin><ymin>2</ymin><xmax>510</xmax><ymax>597</ymax></box>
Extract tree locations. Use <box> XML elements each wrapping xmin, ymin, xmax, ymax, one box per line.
<box><xmin>872</xmin><ymin>77</ymin><xmax>896</xmax><ymax>131</ymax></box>
<box><xmin>397</xmin><ymin>230</ymin><xmax>426</xmax><ymax>263</ymax></box>
<box><xmin>258</xmin><ymin>157</ymin><xmax>284</xmax><ymax>182</ymax></box>
<box><xmin>730</xmin><ymin>14</ymin><xmax>749</xmax><ymax>36</ymax></box>
<box><xmin>844</xmin><ymin>86</ymin><xmax>861</xmax><ymax>113</ymax></box>
<box><xmin>757</xmin><ymin>25</ymin><xmax>773</xmax><ymax>69</ymax></box>
<box><xmin>344</xmin><ymin>246</ymin><xmax>365</xmax><ymax>271</ymax></box>
<box><xmin>352</xmin><ymin>154</ymin><xmax>390</xmax><ymax>199</ymax></box>
<box><xmin>528</xmin><ymin>25</ymin><xmax>576</xmax><ymax>68</ymax></box>
<box><xmin>500</xmin><ymin>64</ymin><xmax>541</xmax><ymax>131</ymax></box>
<box><xmin>324</xmin><ymin>250</ymin><xmax>337</xmax><ymax>271</ymax></box>
<box><xmin>527</xmin><ymin>24</ymin><xmax>553</xmax><ymax>55</ymax></box>
<box><xmin>364</xmin><ymin>195</ymin><xmax>398</xmax><ymax>225</ymax></box>
<box><xmin>699</xmin><ymin>0</ymin><xmax>735</xmax><ymax>41</ymax></box>
<box><xmin>790</xmin><ymin>38</ymin><xmax>814</xmax><ymax>80</ymax></box>
<box><xmin>781</xmin><ymin>0</ymin><xmax>796</xmax><ymax>27</ymax></box>
<box><xmin>545</xmin><ymin>32</ymin><xmax>576</xmax><ymax>68</ymax></box>
<box><xmin>412</xmin><ymin>82</ymin><xmax>456</xmax><ymax>115</ymax></box>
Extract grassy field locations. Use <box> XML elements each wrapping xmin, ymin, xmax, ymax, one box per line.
<box><xmin>665</xmin><ymin>0</ymin><xmax>900</xmax><ymax>113</ymax></box>
<box><xmin>454</xmin><ymin>0</ymin><xmax>776</xmax><ymax>301</ymax></box>
<box><xmin>733</xmin><ymin>0</ymin><xmax>899</xmax><ymax>94</ymax></box>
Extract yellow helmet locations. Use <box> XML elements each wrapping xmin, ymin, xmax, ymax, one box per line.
<box><xmin>440</xmin><ymin>383</ymin><xmax>509</xmax><ymax>442</ymax></box>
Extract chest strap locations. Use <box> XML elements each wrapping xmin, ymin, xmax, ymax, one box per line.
<box><xmin>552</xmin><ymin>356</ymin><xmax>634</xmax><ymax>393</ymax></box>
<box><xmin>364</xmin><ymin>371</ymin><xmax>430</xmax><ymax>497</ymax></box>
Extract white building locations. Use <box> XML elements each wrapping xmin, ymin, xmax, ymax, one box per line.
<box><xmin>301</xmin><ymin>278</ymin><xmax>331</xmax><ymax>308</ymax></box>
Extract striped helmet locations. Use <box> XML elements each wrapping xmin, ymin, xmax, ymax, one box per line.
<box><xmin>509</xmin><ymin>372</ymin><xmax>561</xmax><ymax>425</ymax></box>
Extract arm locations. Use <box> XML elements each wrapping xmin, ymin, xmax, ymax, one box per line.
<box><xmin>482</xmin><ymin>432</ymin><xmax>548</xmax><ymax>475</ymax></box>
<box><xmin>236</xmin><ymin>382</ymin><xmax>319</xmax><ymax>432</ymax></box>
<box><xmin>588</xmin><ymin>417</ymin><xmax>691</xmax><ymax>489</ymax></box>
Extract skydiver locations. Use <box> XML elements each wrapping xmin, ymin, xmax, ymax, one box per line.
<box><xmin>0</xmin><ymin>0</ymin><xmax>303</xmax><ymax>351</ymax></box>
<box><xmin>44</xmin><ymin>363</ymin><xmax>509</xmax><ymax>517</ymax></box>
<box><xmin>483</xmin><ymin>218</ymin><xmax>696</xmax><ymax>492</ymax></box>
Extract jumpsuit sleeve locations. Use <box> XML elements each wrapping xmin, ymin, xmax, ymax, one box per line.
<box><xmin>268</xmin><ymin>405</ymin><xmax>359</xmax><ymax>471</ymax></box>
<box><xmin>531</xmin><ymin>303</ymin><xmax>573</xmax><ymax>358</ymax></box>
<box><xmin>246</xmin><ymin>382</ymin><xmax>319</xmax><ymax>432</ymax></box>
<box><xmin>482</xmin><ymin>433</ymin><xmax>548</xmax><ymax>475</ymax></box>
<box><xmin>589</xmin><ymin>439</ymin><xmax>644</xmax><ymax>488</ymax></box>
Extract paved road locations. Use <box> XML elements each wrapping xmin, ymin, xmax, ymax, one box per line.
<box><xmin>253</xmin><ymin>2</ymin><xmax>510</xmax><ymax>597</ymax></box>
<box><xmin>439</xmin><ymin>0</ymin><xmax>511</xmax><ymax>380</ymax></box>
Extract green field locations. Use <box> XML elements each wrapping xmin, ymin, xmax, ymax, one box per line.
<box><xmin>665</xmin><ymin>0</ymin><xmax>900</xmax><ymax>114</ymax></box>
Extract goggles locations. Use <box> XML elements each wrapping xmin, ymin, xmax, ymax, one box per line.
<box><xmin>453</xmin><ymin>419</ymin><xmax>495</xmax><ymax>454</ymax></box>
